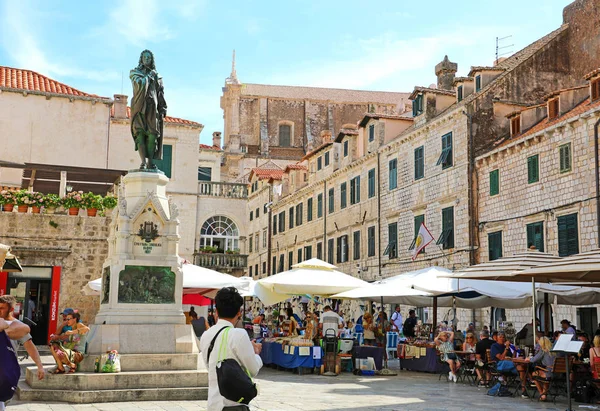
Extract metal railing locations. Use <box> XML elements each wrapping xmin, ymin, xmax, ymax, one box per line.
<box><xmin>198</xmin><ymin>182</ymin><xmax>248</xmax><ymax>198</ymax></box>
<box><xmin>193</xmin><ymin>253</ymin><xmax>248</xmax><ymax>269</ymax></box>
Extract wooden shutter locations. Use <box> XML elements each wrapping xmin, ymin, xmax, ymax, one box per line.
<box><xmin>488</xmin><ymin>232</ymin><xmax>502</xmax><ymax>261</ymax></box>
<box><xmin>368</xmin><ymin>169</ymin><xmax>375</xmax><ymax>198</ymax></box>
<box><xmin>317</xmin><ymin>194</ymin><xmax>323</xmax><ymax>217</ymax></box>
<box><xmin>527</xmin><ymin>155</ymin><xmax>539</xmax><ymax>184</ymax></box>
<box><xmin>442</xmin><ymin>207</ymin><xmax>454</xmax><ymax>249</ymax></box>
<box><xmin>457</xmin><ymin>86</ymin><xmax>463</xmax><ymax>102</ymax></box>
<box><xmin>336</xmin><ymin>237</ymin><xmax>342</xmax><ymax>263</ymax></box>
<box><xmin>414</xmin><ymin>146</ymin><xmax>424</xmax><ymax>180</ymax></box>
<box><xmin>368</xmin><ymin>226</ymin><xmax>375</xmax><ymax>257</ymax></box>
<box><xmin>558</xmin><ymin>214</ymin><xmax>579</xmax><ymax>256</ymax></box>
<box><xmin>353</xmin><ymin>231</ymin><xmax>360</xmax><ymax>260</ymax></box>
<box><xmin>327</xmin><ymin>239</ymin><xmax>334</xmax><ymax>264</ymax></box>
<box><xmin>490</xmin><ymin>169</ymin><xmax>499</xmax><ymax>196</ymax></box>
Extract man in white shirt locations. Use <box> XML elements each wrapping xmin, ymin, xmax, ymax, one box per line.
<box><xmin>391</xmin><ymin>305</ymin><xmax>403</xmax><ymax>333</ymax></box>
<box><xmin>319</xmin><ymin>305</ymin><xmax>343</xmax><ymax>336</ymax></box>
<box><xmin>200</xmin><ymin>287</ymin><xmax>262</xmax><ymax>411</ymax></box>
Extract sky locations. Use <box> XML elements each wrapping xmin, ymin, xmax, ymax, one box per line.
<box><xmin>0</xmin><ymin>0</ymin><xmax>572</xmax><ymax>145</ymax></box>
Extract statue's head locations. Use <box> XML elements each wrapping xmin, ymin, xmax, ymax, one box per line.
<box><xmin>138</xmin><ymin>50</ymin><xmax>156</xmax><ymax>70</ymax></box>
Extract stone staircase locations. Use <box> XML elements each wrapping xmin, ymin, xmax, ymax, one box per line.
<box><xmin>17</xmin><ymin>353</ymin><xmax>208</xmax><ymax>403</ymax></box>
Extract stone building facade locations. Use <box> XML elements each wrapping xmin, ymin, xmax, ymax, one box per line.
<box><xmin>476</xmin><ymin>73</ymin><xmax>600</xmax><ymax>334</ymax></box>
<box><xmin>0</xmin><ymin>213</ymin><xmax>109</xmax><ymax>343</ymax></box>
<box><xmin>219</xmin><ymin>62</ymin><xmax>410</xmax><ymax>182</ymax></box>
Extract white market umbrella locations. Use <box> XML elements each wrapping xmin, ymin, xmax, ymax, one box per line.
<box><xmin>515</xmin><ymin>249</ymin><xmax>600</xmax><ymax>283</ymax></box>
<box><xmin>256</xmin><ymin>258</ymin><xmax>368</xmax><ymax>305</ymax></box>
<box><xmin>448</xmin><ymin>250</ymin><xmax>564</xmax><ymax>281</ymax></box>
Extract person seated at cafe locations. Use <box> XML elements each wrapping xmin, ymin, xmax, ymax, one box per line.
<box><xmin>491</xmin><ymin>330</ymin><xmax>499</xmax><ymax>342</ymax></box>
<box><xmin>49</xmin><ymin>312</ymin><xmax>89</xmax><ymax>374</ymax></box>
<box><xmin>462</xmin><ymin>332</ymin><xmax>477</xmax><ymax>361</ymax></box>
<box><xmin>466</xmin><ymin>323</ymin><xmax>478</xmax><ymax>342</ymax></box>
<box><xmin>561</xmin><ymin>319</ymin><xmax>576</xmax><ymax>335</ymax></box>
<box><xmin>475</xmin><ymin>330</ymin><xmax>495</xmax><ymax>387</ymax></box>
<box><xmin>435</xmin><ymin>331</ymin><xmax>460</xmax><ymax>382</ymax></box>
<box><xmin>577</xmin><ymin>332</ymin><xmax>591</xmax><ymax>359</ymax></box>
<box><xmin>362</xmin><ymin>312</ymin><xmax>376</xmax><ymax>346</ymax></box>
<box><xmin>528</xmin><ymin>337</ymin><xmax>556</xmax><ymax>402</ymax></box>
<box><xmin>453</xmin><ymin>329</ymin><xmax>464</xmax><ymax>350</ymax></box>
<box><xmin>490</xmin><ymin>331</ymin><xmax>518</xmax><ymax>379</ymax></box>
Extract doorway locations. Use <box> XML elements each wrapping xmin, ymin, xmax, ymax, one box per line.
<box><xmin>577</xmin><ymin>307</ymin><xmax>598</xmax><ymax>338</ymax></box>
<box><xmin>8</xmin><ymin>267</ymin><xmax>53</xmax><ymax>345</ymax></box>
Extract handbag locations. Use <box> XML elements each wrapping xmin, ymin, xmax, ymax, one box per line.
<box><xmin>100</xmin><ymin>350</ymin><xmax>121</xmax><ymax>373</ymax></box>
<box><xmin>207</xmin><ymin>327</ymin><xmax>258</xmax><ymax>405</ymax></box>
<box><xmin>0</xmin><ymin>331</ymin><xmax>20</xmax><ymax>402</ymax></box>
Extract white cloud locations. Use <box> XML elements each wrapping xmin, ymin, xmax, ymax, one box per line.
<box><xmin>266</xmin><ymin>26</ymin><xmax>510</xmax><ymax>91</ymax></box>
<box><xmin>0</xmin><ymin>2</ymin><xmax>119</xmax><ymax>82</ymax></box>
<box><xmin>107</xmin><ymin>0</ymin><xmax>173</xmax><ymax>47</ymax></box>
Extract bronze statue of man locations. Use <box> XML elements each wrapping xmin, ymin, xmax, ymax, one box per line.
<box><xmin>130</xmin><ymin>50</ymin><xmax>167</xmax><ymax>170</ymax></box>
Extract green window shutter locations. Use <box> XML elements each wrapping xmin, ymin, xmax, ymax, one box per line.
<box><xmin>527</xmin><ymin>155</ymin><xmax>539</xmax><ymax>184</ymax></box>
<box><xmin>344</xmin><ymin>140</ymin><xmax>349</xmax><ymax>157</ymax></box>
<box><xmin>559</xmin><ymin>144</ymin><xmax>571</xmax><ymax>173</ymax></box>
<box><xmin>356</xmin><ymin>176</ymin><xmax>360</xmax><ymax>203</ymax></box>
<box><xmin>410</xmin><ymin>214</ymin><xmax>425</xmax><ymax>250</ymax></box>
<box><xmin>273</xmin><ymin>215</ymin><xmax>277</xmax><ymax>235</ymax></box>
<box><xmin>369</xmin><ymin>125</ymin><xmax>375</xmax><ymax>142</ymax></box>
<box><xmin>288</xmin><ymin>251</ymin><xmax>293</xmax><ymax>270</ymax></box>
<box><xmin>368</xmin><ymin>169</ymin><xmax>375</xmax><ymax>198</ymax></box>
<box><xmin>490</xmin><ymin>169</ymin><xmax>499</xmax><ymax>196</ymax></box>
<box><xmin>558</xmin><ymin>214</ymin><xmax>579</xmax><ymax>256</ymax></box>
<box><xmin>289</xmin><ymin>207</ymin><xmax>294</xmax><ymax>229</ymax></box>
<box><xmin>368</xmin><ymin>226</ymin><xmax>375</xmax><ymax>257</ymax></box>
<box><xmin>341</xmin><ymin>182</ymin><xmax>347</xmax><ymax>209</ymax></box>
<box><xmin>526</xmin><ymin>221</ymin><xmax>544</xmax><ymax>252</ymax></box>
<box><xmin>317</xmin><ymin>194</ymin><xmax>323</xmax><ymax>218</ymax></box>
<box><xmin>328</xmin><ymin>188</ymin><xmax>334</xmax><ymax>213</ymax></box>
<box><xmin>353</xmin><ymin>231</ymin><xmax>361</xmax><ymax>260</ymax></box>
<box><xmin>438</xmin><ymin>207</ymin><xmax>454</xmax><ymax>249</ymax></box>
<box><xmin>457</xmin><ymin>86</ymin><xmax>463</xmax><ymax>102</ymax></box>
<box><xmin>488</xmin><ymin>231</ymin><xmax>503</xmax><ymax>261</ymax></box>
<box><xmin>387</xmin><ymin>223</ymin><xmax>398</xmax><ymax>259</ymax></box>
<box><xmin>307</xmin><ymin>198</ymin><xmax>313</xmax><ymax>221</ymax></box>
<box><xmin>414</xmin><ymin>146</ymin><xmax>424</xmax><ymax>180</ymax></box>
<box><xmin>327</xmin><ymin>239</ymin><xmax>334</xmax><ymax>264</ymax></box>
<box><xmin>155</xmin><ymin>144</ymin><xmax>172</xmax><ymax>178</ymax></box>
<box><xmin>389</xmin><ymin>159</ymin><xmax>397</xmax><ymax>190</ymax></box>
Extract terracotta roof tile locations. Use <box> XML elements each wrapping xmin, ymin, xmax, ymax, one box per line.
<box><xmin>249</xmin><ymin>168</ymin><xmax>285</xmax><ymax>181</ymax></box>
<box><xmin>493</xmin><ymin>98</ymin><xmax>600</xmax><ymax>151</ymax></box>
<box><xmin>453</xmin><ymin>76</ymin><xmax>474</xmax><ymax>85</ymax></box>
<box><xmin>240</xmin><ymin>83</ymin><xmax>409</xmax><ymax>105</ymax></box>
<box><xmin>284</xmin><ymin>164</ymin><xmax>308</xmax><ymax>172</ymax></box>
<box><xmin>0</xmin><ymin>66</ymin><xmax>106</xmax><ymax>99</ymax></box>
<box><xmin>110</xmin><ymin>106</ymin><xmax>203</xmax><ymax>128</ymax></box>
<box><xmin>199</xmin><ymin>144</ymin><xmax>222</xmax><ymax>151</ymax></box>
<box><xmin>585</xmin><ymin>68</ymin><xmax>600</xmax><ymax>80</ymax></box>
<box><xmin>542</xmin><ymin>84</ymin><xmax>588</xmax><ymax>101</ymax></box>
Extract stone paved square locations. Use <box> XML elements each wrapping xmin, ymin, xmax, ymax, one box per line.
<box><xmin>8</xmin><ymin>361</ymin><xmax>575</xmax><ymax>411</ymax></box>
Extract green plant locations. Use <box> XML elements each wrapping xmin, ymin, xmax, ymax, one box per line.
<box><xmin>0</xmin><ymin>190</ymin><xmax>16</xmax><ymax>205</ymax></box>
<box><xmin>199</xmin><ymin>246</ymin><xmax>218</xmax><ymax>253</ymax></box>
<box><xmin>30</xmin><ymin>191</ymin><xmax>45</xmax><ymax>207</ymax></box>
<box><xmin>44</xmin><ymin>194</ymin><xmax>62</xmax><ymax>208</ymax></box>
<box><xmin>61</xmin><ymin>191</ymin><xmax>84</xmax><ymax>209</ymax></box>
<box><xmin>81</xmin><ymin>192</ymin><xmax>103</xmax><ymax>209</ymax></box>
<box><xmin>49</xmin><ymin>220</ymin><xmax>59</xmax><ymax>229</ymax></box>
<box><xmin>14</xmin><ymin>190</ymin><xmax>36</xmax><ymax>206</ymax></box>
<box><xmin>102</xmin><ymin>194</ymin><xmax>118</xmax><ymax>209</ymax></box>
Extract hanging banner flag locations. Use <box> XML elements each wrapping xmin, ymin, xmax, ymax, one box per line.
<box><xmin>412</xmin><ymin>223</ymin><xmax>434</xmax><ymax>261</ymax></box>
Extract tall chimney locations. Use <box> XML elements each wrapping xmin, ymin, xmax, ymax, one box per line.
<box><xmin>113</xmin><ymin>94</ymin><xmax>128</xmax><ymax>119</ymax></box>
<box><xmin>212</xmin><ymin>131</ymin><xmax>222</xmax><ymax>148</ymax></box>
<box><xmin>435</xmin><ymin>56</ymin><xmax>458</xmax><ymax>91</ymax></box>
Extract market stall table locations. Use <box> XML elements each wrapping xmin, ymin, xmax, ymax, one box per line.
<box><xmin>260</xmin><ymin>341</ymin><xmax>322</xmax><ymax>374</ymax></box>
<box><xmin>398</xmin><ymin>344</ymin><xmax>444</xmax><ymax>373</ymax></box>
<box><xmin>353</xmin><ymin>345</ymin><xmax>384</xmax><ymax>371</ymax></box>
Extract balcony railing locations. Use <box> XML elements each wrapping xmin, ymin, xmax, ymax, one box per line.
<box><xmin>193</xmin><ymin>253</ymin><xmax>248</xmax><ymax>270</ymax></box>
<box><xmin>198</xmin><ymin>182</ymin><xmax>248</xmax><ymax>199</ymax></box>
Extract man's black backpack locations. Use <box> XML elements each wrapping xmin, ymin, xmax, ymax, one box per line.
<box><xmin>207</xmin><ymin>326</ymin><xmax>258</xmax><ymax>405</ymax></box>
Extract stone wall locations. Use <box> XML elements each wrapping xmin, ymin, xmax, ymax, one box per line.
<box><xmin>0</xmin><ymin>212</ymin><xmax>109</xmax><ymax>324</ymax></box>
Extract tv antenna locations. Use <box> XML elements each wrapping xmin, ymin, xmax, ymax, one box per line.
<box><xmin>495</xmin><ymin>35</ymin><xmax>514</xmax><ymax>64</ymax></box>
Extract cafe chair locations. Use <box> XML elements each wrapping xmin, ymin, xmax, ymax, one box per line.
<box><xmin>436</xmin><ymin>350</ymin><xmax>451</xmax><ymax>381</ymax></box>
<box><xmin>385</xmin><ymin>332</ymin><xmax>399</xmax><ymax>360</ymax></box>
<box><xmin>533</xmin><ymin>357</ymin><xmax>568</xmax><ymax>404</ymax></box>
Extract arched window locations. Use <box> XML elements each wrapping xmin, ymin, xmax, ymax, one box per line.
<box><xmin>279</xmin><ymin>124</ymin><xmax>291</xmax><ymax>147</ymax></box>
<box><xmin>199</xmin><ymin>216</ymin><xmax>240</xmax><ymax>252</ymax></box>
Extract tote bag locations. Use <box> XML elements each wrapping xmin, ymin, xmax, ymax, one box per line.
<box><xmin>0</xmin><ymin>331</ymin><xmax>20</xmax><ymax>402</ymax></box>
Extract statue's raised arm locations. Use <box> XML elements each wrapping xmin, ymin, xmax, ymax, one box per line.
<box><xmin>130</xmin><ymin>50</ymin><xmax>167</xmax><ymax>171</ymax></box>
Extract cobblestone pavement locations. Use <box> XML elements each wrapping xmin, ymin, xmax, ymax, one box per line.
<box><xmin>7</xmin><ymin>358</ymin><xmax>581</xmax><ymax>410</ymax></box>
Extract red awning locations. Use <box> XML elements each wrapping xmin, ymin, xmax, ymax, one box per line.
<box><xmin>182</xmin><ymin>294</ymin><xmax>212</xmax><ymax>306</ymax></box>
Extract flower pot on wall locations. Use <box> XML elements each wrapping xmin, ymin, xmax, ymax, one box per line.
<box><xmin>31</xmin><ymin>206</ymin><xmax>41</xmax><ymax>214</ymax></box>
<box><xmin>45</xmin><ymin>207</ymin><xmax>56</xmax><ymax>214</ymax></box>
<box><xmin>68</xmin><ymin>207</ymin><xmax>80</xmax><ymax>216</ymax></box>
<box><xmin>86</xmin><ymin>208</ymin><xmax>98</xmax><ymax>217</ymax></box>
<box><xmin>17</xmin><ymin>205</ymin><xmax>29</xmax><ymax>213</ymax></box>
<box><xmin>2</xmin><ymin>204</ymin><xmax>14</xmax><ymax>212</ymax></box>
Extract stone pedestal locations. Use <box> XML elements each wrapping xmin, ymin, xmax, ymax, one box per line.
<box><xmin>94</xmin><ymin>171</ymin><xmax>185</xmax><ymax>327</ymax></box>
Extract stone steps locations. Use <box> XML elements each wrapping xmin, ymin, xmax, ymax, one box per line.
<box><xmin>25</xmin><ymin>367</ymin><xmax>208</xmax><ymax>390</ymax></box>
<box><xmin>17</xmin><ymin>381</ymin><xmax>208</xmax><ymax>403</ymax></box>
<box><xmin>78</xmin><ymin>353</ymin><xmax>202</xmax><ymax>372</ymax></box>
